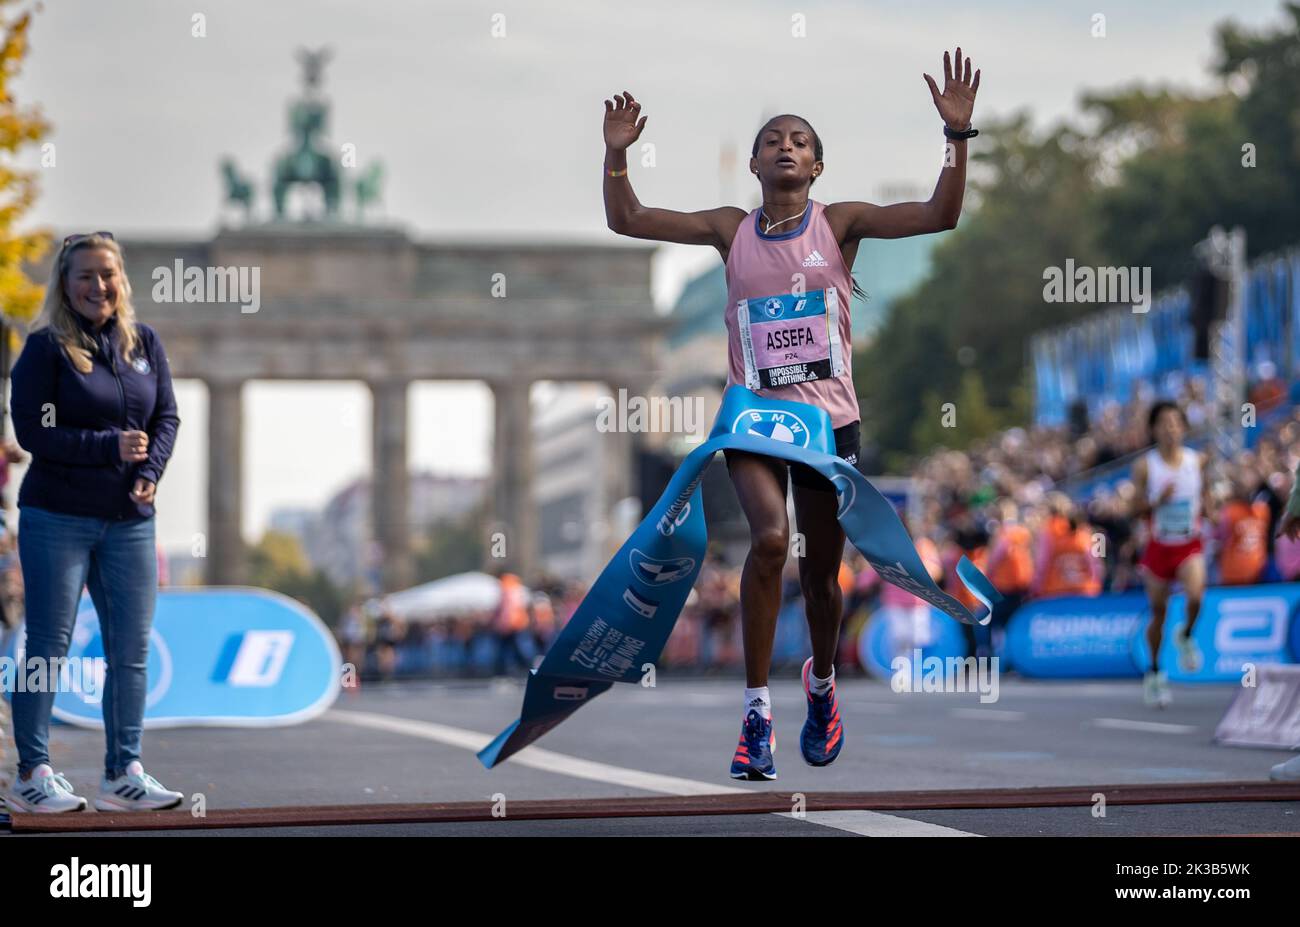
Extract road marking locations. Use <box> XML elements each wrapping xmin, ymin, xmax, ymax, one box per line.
<box><xmin>325</xmin><ymin>708</ymin><xmax>981</xmax><ymax>836</ymax></box>
<box><xmin>782</xmin><ymin>810</ymin><xmax>981</xmax><ymax>837</ymax></box>
<box><xmin>328</xmin><ymin>708</ymin><xmax>743</xmax><ymax>796</ymax></box>
<box><xmin>1088</xmin><ymin>718</ymin><xmax>1198</xmax><ymax>735</ymax></box>
<box><xmin>950</xmin><ymin>708</ymin><xmax>1026</xmax><ymax>722</ymax></box>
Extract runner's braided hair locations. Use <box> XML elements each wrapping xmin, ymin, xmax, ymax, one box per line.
<box><xmin>752</xmin><ymin>114</ymin><xmax>869</xmax><ymax>304</ymax></box>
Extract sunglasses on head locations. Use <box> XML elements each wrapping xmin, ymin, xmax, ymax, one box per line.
<box><xmin>62</xmin><ymin>231</ymin><xmax>115</xmax><ymax>248</ymax></box>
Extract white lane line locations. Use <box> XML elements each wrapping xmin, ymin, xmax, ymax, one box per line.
<box><xmin>329</xmin><ymin>709</ymin><xmax>489</xmax><ymax>750</ymax></box>
<box><xmin>325</xmin><ymin>708</ymin><xmax>981</xmax><ymax>836</ymax></box>
<box><xmin>1087</xmin><ymin>717</ymin><xmax>1198</xmax><ymax>735</ymax></box>
<box><xmin>327</xmin><ymin>708</ymin><xmax>744</xmax><ymax>796</ymax></box>
<box><xmin>780</xmin><ymin>810</ymin><xmax>981</xmax><ymax>837</ymax></box>
<box><xmin>950</xmin><ymin>708</ymin><xmax>1026</xmax><ymax>722</ymax></box>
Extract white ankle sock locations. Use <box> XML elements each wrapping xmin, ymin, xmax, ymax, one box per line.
<box><xmin>743</xmin><ymin>686</ymin><xmax>771</xmax><ymax>720</ymax></box>
<box><xmin>809</xmin><ymin>667</ymin><xmax>834</xmax><ymax>696</ymax></box>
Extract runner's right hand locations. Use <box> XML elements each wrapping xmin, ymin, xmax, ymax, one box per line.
<box><xmin>603</xmin><ymin>90</ymin><xmax>647</xmax><ymax>151</ymax></box>
<box><xmin>119</xmin><ymin>429</ymin><xmax>149</xmax><ymax>462</ymax></box>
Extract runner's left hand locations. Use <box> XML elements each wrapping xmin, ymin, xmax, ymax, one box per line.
<box><xmin>924</xmin><ymin>47</ymin><xmax>980</xmax><ymax>129</ymax></box>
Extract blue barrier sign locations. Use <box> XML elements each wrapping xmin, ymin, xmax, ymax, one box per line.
<box><xmin>1006</xmin><ymin>586</ymin><xmax>1300</xmax><ymax>680</ymax></box>
<box><xmin>1133</xmin><ymin>584</ymin><xmax>1300</xmax><ymax>683</ymax></box>
<box><xmin>857</xmin><ymin>607</ymin><xmax>969</xmax><ymax>680</ymax></box>
<box><xmin>1003</xmin><ymin>592</ymin><xmax>1148</xmax><ymax>678</ymax></box>
<box><xmin>3</xmin><ymin>587</ymin><xmax>340</xmax><ymax>728</ymax></box>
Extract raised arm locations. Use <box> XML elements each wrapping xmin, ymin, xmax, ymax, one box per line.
<box><xmin>603</xmin><ymin>91</ymin><xmax>744</xmax><ymax>255</ymax></box>
<box><xmin>827</xmin><ymin>48</ymin><xmax>980</xmax><ymax>241</ymax></box>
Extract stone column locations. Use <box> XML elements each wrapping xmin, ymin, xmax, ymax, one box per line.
<box><xmin>600</xmin><ymin>381</ymin><xmax>646</xmax><ymax>519</ymax></box>
<box><xmin>206</xmin><ymin>378</ymin><xmax>244</xmax><ymax>585</ymax></box>
<box><xmin>487</xmin><ymin>378</ymin><xmax>537</xmax><ymax>579</ymax></box>
<box><xmin>370</xmin><ymin>379</ymin><xmax>413</xmax><ymax>592</ymax></box>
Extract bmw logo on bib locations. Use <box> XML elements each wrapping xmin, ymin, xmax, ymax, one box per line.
<box><xmin>763</xmin><ymin>297</ymin><xmax>783</xmax><ymax>318</ymax></box>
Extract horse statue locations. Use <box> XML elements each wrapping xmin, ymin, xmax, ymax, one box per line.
<box><xmin>354</xmin><ymin>161</ymin><xmax>385</xmax><ymax>221</ymax></box>
<box><xmin>271</xmin><ymin>46</ymin><xmax>342</xmax><ymax>220</ymax></box>
<box><xmin>219</xmin><ymin>157</ymin><xmax>254</xmax><ymax>220</ymax></box>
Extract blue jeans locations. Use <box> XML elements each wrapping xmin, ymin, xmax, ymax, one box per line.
<box><xmin>12</xmin><ymin>505</ymin><xmax>158</xmax><ymax>780</ymax></box>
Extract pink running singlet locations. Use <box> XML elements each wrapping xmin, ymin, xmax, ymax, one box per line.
<box><xmin>724</xmin><ymin>199</ymin><xmax>860</xmax><ymax>429</ymax></box>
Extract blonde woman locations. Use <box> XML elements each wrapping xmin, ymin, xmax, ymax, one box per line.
<box><xmin>4</xmin><ymin>232</ymin><xmax>183</xmax><ymax>813</ymax></box>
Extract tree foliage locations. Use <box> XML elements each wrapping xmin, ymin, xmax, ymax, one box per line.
<box><xmin>861</xmin><ymin>4</ymin><xmax>1300</xmax><ymax>464</ymax></box>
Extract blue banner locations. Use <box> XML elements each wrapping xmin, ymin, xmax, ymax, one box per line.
<box><xmin>3</xmin><ymin>587</ymin><xmax>341</xmax><ymax>727</ymax></box>
<box><xmin>479</xmin><ymin>385</ymin><xmax>1001</xmax><ymax>768</ymax></box>
<box><xmin>1135</xmin><ymin>585</ymin><xmax>1300</xmax><ymax>683</ymax></box>
<box><xmin>1005</xmin><ymin>586</ymin><xmax>1300</xmax><ymax>680</ymax></box>
<box><xmin>1003</xmin><ymin>592</ymin><xmax>1148</xmax><ymax>678</ymax></box>
<box><xmin>857</xmin><ymin>607</ymin><xmax>970</xmax><ymax>679</ymax></box>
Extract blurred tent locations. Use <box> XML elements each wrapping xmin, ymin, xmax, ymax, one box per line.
<box><xmin>372</xmin><ymin>571</ymin><xmax>525</xmax><ymax>623</ymax></box>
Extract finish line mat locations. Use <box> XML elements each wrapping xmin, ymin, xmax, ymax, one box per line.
<box><xmin>8</xmin><ymin>781</ymin><xmax>1299</xmax><ymax>833</ymax></box>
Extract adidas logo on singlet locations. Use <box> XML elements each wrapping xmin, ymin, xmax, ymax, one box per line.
<box><xmin>802</xmin><ymin>249</ymin><xmax>830</xmax><ymax>267</ymax></box>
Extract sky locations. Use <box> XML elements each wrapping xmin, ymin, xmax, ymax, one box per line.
<box><xmin>9</xmin><ymin>0</ymin><xmax>1287</xmax><ymax>550</ymax></box>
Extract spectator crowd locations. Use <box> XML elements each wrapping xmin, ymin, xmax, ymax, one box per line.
<box><xmin>336</xmin><ymin>376</ymin><xmax>1300</xmax><ymax>681</ymax></box>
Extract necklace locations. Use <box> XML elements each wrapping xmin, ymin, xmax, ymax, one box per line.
<box><xmin>761</xmin><ymin>201</ymin><xmax>808</xmax><ymax>234</ymax></box>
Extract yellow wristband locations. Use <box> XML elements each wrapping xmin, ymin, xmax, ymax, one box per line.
<box><xmin>606</xmin><ymin>167</ymin><xmax>627</xmax><ymax>177</ymax></box>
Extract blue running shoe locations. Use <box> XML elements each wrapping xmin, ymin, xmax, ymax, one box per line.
<box><xmin>729</xmin><ymin>708</ymin><xmax>777</xmax><ymax>780</ymax></box>
<box><xmin>800</xmin><ymin>657</ymin><xmax>844</xmax><ymax>766</ymax></box>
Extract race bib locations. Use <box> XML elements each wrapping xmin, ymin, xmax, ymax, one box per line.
<box><xmin>1154</xmin><ymin>499</ymin><xmax>1194</xmax><ymax>542</ymax></box>
<box><xmin>737</xmin><ymin>287</ymin><xmax>844</xmax><ymax>390</ymax></box>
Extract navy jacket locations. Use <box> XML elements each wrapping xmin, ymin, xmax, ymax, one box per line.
<box><xmin>10</xmin><ymin>313</ymin><xmax>180</xmax><ymax>520</ymax></box>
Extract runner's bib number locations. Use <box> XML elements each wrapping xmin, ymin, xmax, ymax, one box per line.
<box><xmin>1154</xmin><ymin>499</ymin><xmax>1194</xmax><ymax>542</ymax></box>
<box><xmin>737</xmin><ymin>287</ymin><xmax>844</xmax><ymax>390</ymax></box>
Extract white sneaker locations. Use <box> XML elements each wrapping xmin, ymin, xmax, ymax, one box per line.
<box><xmin>1173</xmin><ymin>625</ymin><xmax>1203</xmax><ymax>673</ymax></box>
<box><xmin>1143</xmin><ymin>671</ymin><xmax>1172</xmax><ymax>708</ymax></box>
<box><xmin>1270</xmin><ymin>754</ymin><xmax>1300</xmax><ymax>782</ymax></box>
<box><xmin>3</xmin><ymin>764</ymin><xmax>88</xmax><ymax>813</ymax></box>
<box><xmin>94</xmin><ymin>761</ymin><xmax>184</xmax><ymax>812</ymax></box>
<box><xmin>1142</xmin><ymin>671</ymin><xmax>1159</xmax><ymax>706</ymax></box>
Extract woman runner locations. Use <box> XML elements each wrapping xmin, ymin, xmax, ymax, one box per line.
<box><xmin>602</xmin><ymin>48</ymin><xmax>980</xmax><ymax>779</ymax></box>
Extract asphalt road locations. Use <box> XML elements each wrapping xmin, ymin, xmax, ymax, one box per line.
<box><xmin>4</xmin><ymin>674</ymin><xmax>1299</xmax><ymax>836</ymax></box>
